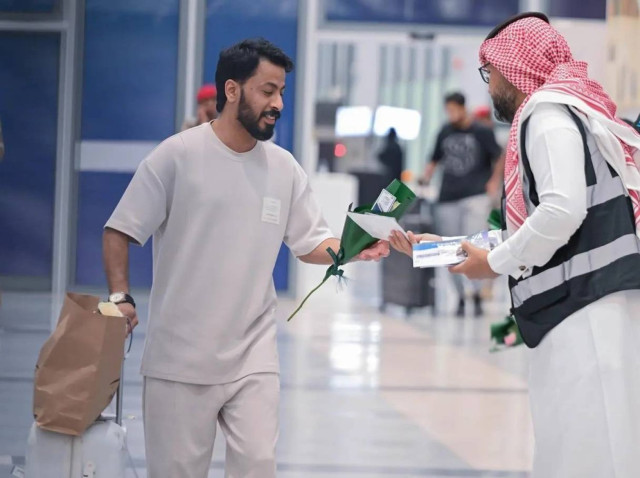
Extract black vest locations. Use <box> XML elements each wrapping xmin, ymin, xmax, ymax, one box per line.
<box><xmin>502</xmin><ymin>107</ymin><xmax>640</xmax><ymax>347</ymax></box>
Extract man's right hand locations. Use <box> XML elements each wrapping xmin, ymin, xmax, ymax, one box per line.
<box><xmin>116</xmin><ymin>303</ymin><xmax>138</xmax><ymax>335</ymax></box>
<box><xmin>389</xmin><ymin>230</ymin><xmax>442</xmax><ymax>257</ymax></box>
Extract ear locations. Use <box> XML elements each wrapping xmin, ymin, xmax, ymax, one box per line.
<box><xmin>225</xmin><ymin>80</ymin><xmax>240</xmax><ymax>105</ymax></box>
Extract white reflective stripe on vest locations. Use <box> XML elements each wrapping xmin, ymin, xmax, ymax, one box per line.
<box><xmin>586</xmin><ymin>175</ymin><xmax>627</xmax><ymax>208</ymax></box>
<box><xmin>586</xmin><ymin>136</ymin><xmax>629</xmax><ymax>208</ymax></box>
<box><xmin>511</xmin><ymin>234</ymin><xmax>640</xmax><ymax>308</ymax></box>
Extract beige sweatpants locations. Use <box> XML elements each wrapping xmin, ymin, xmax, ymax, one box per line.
<box><xmin>143</xmin><ymin>372</ymin><xmax>279</xmax><ymax>478</ymax></box>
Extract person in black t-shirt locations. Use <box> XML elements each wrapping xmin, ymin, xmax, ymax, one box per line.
<box><xmin>422</xmin><ymin>92</ymin><xmax>502</xmax><ymax>317</ymax></box>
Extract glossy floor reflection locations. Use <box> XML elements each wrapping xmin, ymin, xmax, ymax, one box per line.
<box><xmin>0</xmin><ymin>273</ymin><xmax>533</xmax><ymax>477</ymax></box>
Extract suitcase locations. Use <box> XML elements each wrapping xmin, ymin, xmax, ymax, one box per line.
<box><xmin>381</xmin><ymin>202</ymin><xmax>436</xmax><ymax>315</ymax></box>
<box><xmin>24</xmin><ymin>355</ymin><xmax>128</xmax><ymax>477</ymax></box>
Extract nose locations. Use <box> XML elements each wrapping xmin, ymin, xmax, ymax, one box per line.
<box><xmin>271</xmin><ymin>95</ymin><xmax>284</xmax><ymax>113</ymax></box>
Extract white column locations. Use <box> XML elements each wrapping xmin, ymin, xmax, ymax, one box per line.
<box><xmin>294</xmin><ymin>0</ymin><xmax>320</xmax><ymax>173</ymax></box>
<box><xmin>176</xmin><ymin>0</ymin><xmax>205</xmax><ymax>131</ymax></box>
<box><xmin>351</xmin><ymin>40</ymin><xmax>380</xmax><ymax>111</ymax></box>
<box><xmin>520</xmin><ymin>0</ymin><xmax>549</xmax><ymax>13</ymax></box>
<box><xmin>51</xmin><ymin>0</ymin><xmax>81</xmax><ymax>329</ymax></box>
<box><xmin>184</xmin><ymin>0</ymin><xmax>199</xmax><ymax>120</ymax></box>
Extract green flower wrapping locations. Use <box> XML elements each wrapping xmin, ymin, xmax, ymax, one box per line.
<box><xmin>488</xmin><ymin>209</ymin><xmax>502</xmax><ymax>230</ymax></box>
<box><xmin>287</xmin><ymin>179</ymin><xmax>416</xmax><ymax>321</ymax></box>
<box><xmin>486</xmin><ymin>208</ymin><xmax>524</xmax><ymax>351</ymax></box>
<box><xmin>490</xmin><ymin>314</ymin><xmax>524</xmax><ymax>352</ymax></box>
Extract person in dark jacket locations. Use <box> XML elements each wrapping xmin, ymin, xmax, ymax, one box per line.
<box><xmin>378</xmin><ymin>127</ymin><xmax>404</xmax><ymax>183</ymax></box>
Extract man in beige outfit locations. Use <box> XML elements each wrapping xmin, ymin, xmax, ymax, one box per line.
<box><xmin>102</xmin><ymin>38</ymin><xmax>388</xmax><ymax>478</ymax></box>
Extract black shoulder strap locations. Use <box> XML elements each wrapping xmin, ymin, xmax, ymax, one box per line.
<box><xmin>500</xmin><ymin>183</ymin><xmax>507</xmax><ymax>230</ymax></box>
<box><xmin>519</xmin><ymin>116</ymin><xmax>539</xmax><ymax>206</ymax></box>
<box><xmin>519</xmin><ymin>105</ymin><xmax>594</xmax><ymax>207</ymax></box>
<box><xmin>566</xmin><ymin>108</ymin><xmax>596</xmax><ymax>185</ymax></box>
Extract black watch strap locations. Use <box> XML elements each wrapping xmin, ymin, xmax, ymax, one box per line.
<box><xmin>109</xmin><ymin>292</ymin><xmax>136</xmax><ymax>308</ymax></box>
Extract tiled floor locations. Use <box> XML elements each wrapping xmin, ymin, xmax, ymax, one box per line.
<box><xmin>0</xmin><ymin>264</ymin><xmax>533</xmax><ymax>477</ymax></box>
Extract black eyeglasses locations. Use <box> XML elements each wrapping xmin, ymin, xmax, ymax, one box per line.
<box><xmin>479</xmin><ymin>63</ymin><xmax>490</xmax><ymax>83</ymax></box>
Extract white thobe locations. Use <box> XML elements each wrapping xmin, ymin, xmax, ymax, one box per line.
<box><xmin>489</xmin><ymin>103</ymin><xmax>640</xmax><ymax>478</ymax></box>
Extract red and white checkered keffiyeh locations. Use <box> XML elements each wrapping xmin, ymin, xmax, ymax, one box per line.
<box><xmin>479</xmin><ymin>17</ymin><xmax>640</xmax><ymax>235</ymax></box>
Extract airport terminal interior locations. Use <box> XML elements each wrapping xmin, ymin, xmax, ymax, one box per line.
<box><xmin>1</xmin><ymin>0</ymin><xmax>639</xmax><ymax>476</ymax></box>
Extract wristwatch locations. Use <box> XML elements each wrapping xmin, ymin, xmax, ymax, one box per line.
<box><xmin>108</xmin><ymin>292</ymin><xmax>136</xmax><ymax>308</ymax></box>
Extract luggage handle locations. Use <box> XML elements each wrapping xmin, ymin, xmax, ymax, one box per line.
<box><xmin>115</xmin><ymin>317</ymin><xmax>133</xmax><ymax>426</ymax></box>
<box><xmin>115</xmin><ymin>352</ymin><xmax>124</xmax><ymax>426</ymax></box>
<box><xmin>101</xmin><ymin>317</ymin><xmax>131</xmax><ymax>425</ymax></box>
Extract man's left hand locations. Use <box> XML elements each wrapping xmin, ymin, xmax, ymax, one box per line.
<box><xmin>356</xmin><ymin>240</ymin><xmax>390</xmax><ymax>262</ymax></box>
<box><xmin>448</xmin><ymin>241</ymin><xmax>499</xmax><ymax>280</ymax></box>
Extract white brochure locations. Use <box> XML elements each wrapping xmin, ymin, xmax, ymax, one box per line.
<box><xmin>346</xmin><ymin>212</ymin><xmax>407</xmax><ymax>240</ymax></box>
<box><xmin>412</xmin><ymin>230</ymin><xmax>503</xmax><ymax>268</ymax></box>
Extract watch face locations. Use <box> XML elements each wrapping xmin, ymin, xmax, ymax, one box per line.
<box><xmin>109</xmin><ymin>292</ymin><xmax>125</xmax><ymax>303</ymax></box>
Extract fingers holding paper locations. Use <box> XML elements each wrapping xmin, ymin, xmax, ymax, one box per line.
<box><xmin>448</xmin><ymin>241</ymin><xmax>499</xmax><ymax>280</ymax></box>
<box><xmin>389</xmin><ymin>230</ymin><xmax>441</xmax><ymax>257</ymax></box>
<box><xmin>389</xmin><ymin>230</ymin><xmax>416</xmax><ymax>256</ymax></box>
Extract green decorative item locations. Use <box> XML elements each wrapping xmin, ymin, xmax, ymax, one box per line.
<box><xmin>488</xmin><ymin>209</ymin><xmax>502</xmax><ymax>230</ymax></box>
<box><xmin>487</xmin><ymin>209</ymin><xmax>524</xmax><ymax>352</ymax></box>
<box><xmin>490</xmin><ymin>314</ymin><xmax>524</xmax><ymax>352</ymax></box>
<box><xmin>486</xmin><ymin>209</ymin><xmax>523</xmax><ymax>351</ymax></box>
<box><xmin>288</xmin><ymin>179</ymin><xmax>416</xmax><ymax>321</ymax></box>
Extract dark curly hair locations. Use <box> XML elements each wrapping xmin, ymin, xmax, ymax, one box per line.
<box><xmin>215</xmin><ymin>38</ymin><xmax>294</xmax><ymax>113</ymax></box>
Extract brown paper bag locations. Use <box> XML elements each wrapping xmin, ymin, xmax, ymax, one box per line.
<box><xmin>33</xmin><ymin>292</ymin><xmax>128</xmax><ymax>435</ymax></box>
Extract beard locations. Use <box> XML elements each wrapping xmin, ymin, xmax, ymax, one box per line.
<box><xmin>491</xmin><ymin>86</ymin><xmax>519</xmax><ymax>124</ymax></box>
<box><xmin>237</xmin><ymin>91</ymin><xmax>280</xmax><ymax>141</ymax></box>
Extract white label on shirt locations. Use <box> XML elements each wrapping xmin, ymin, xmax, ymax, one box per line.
<box><xmin>262</xmin><ymin>198</ymin><xmax>281</xmax><ymax>225</ymax></box>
